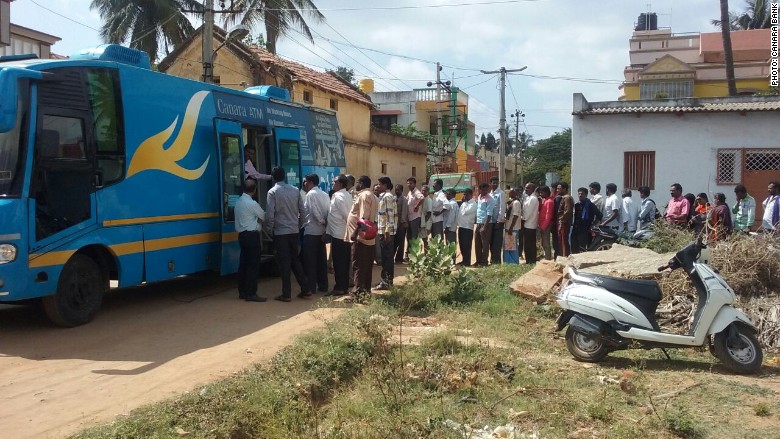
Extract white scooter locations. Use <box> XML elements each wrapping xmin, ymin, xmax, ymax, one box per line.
<box><xmin>555</xmin><ymin>241</ymin><xmax>763</xmax><ymax>374</ymax></box>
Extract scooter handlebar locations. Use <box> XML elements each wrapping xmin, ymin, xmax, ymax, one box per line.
<box><xmin>657</xmin><ymin>264</ymin><xmax>669</xmax><ymax>272</ymax></box>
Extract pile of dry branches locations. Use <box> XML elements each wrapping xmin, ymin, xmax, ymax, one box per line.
<box><xmin>654</xmin><ymin>233</ymin><xmax>780</xmax><ymax>350</ymax></box>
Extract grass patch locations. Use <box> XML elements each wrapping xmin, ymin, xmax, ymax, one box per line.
<box><xmin>71</xmin><ymin>262</ymin><xmax>780</xmax><ymax>439</ymax></box>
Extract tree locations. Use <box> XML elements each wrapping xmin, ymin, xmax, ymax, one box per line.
<box><xmin>90</xmin><ymin>0</ymin><xmax>203</xmax><ymax>63</ymax></box>
<box><xmin>242</xmin><ymin>32</ymin><xmax>266</xmax><ymax>47</ymax></box>
<box><xmin>712</xmin><ymin>0</ymin><xmax>772</xmax><ymax>29</ymax></box>
<box><xmin>485</xmin><ymin>132</ymin><xmax>497</xmax><ymax>152</ymax></box>
<box><xmin>331</xmin><ymin>66</ymin><xmax>356</xmax><ymax>85</ymax></box>
<box><xmin>523</xmin><ymin>128</ymin><xmax>571</xmax><ymax>185</ymax></box>
<box><xmin>720</xmin><ymin>0</ymin><xmax>738</xmax><ymax>96</ymax></box>
<box><xmin>226</xmin><ymin>0</ymin><xmax>325</xmax><ymax>55</ymax></box>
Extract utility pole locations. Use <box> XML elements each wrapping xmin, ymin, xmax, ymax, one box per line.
<box><xmin>202</xmin><ymin>0</ymin><xmax>214</xmax><ymax>83</ymax></box>
<box><xmin>436</xmin><ymin>62</ymin><xmax>443</xmax><ymax>163</ymax></box>
<box><xmin>513</xmin><ymin>109</ymin><xmax>520</xmax><ymax>187</ymax></box>
<box><xmin>480</xmin><ymin>66</ymin><xmax>526</xmax><ymax>189</ymax></box>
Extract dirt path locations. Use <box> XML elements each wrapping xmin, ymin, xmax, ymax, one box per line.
<box><xmin>0</xmin><ymin>265</ymin><xmax>393</xmax><ymax>439</ymax></box>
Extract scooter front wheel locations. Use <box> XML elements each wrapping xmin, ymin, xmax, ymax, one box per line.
<box><xmin>712</xmin><ymin>326</ymin><xmax>763</xmax><ymax>375</ymax></box>
<box><xmin>565</xmin><ymin>326</ymin><xmax>609</xmax><ymax>362</ymax></box>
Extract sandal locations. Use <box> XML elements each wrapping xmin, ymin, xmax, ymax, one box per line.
<box><xmin>274</xmin><ymin>295</ymin><xmax>292</xmax><ymax>302</ymax></box>
<box><xmin>297</xmin><ymin>292</ymin><xmax>312</xmax><ymax>299</ymax></box>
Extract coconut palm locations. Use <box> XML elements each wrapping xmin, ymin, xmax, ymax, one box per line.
<box><xmin>90</xmin><ymin>0</ymin><xmax>203</xmax><ymax>62</ymax></box>
<box><xmin>720</xmin><ymin>0</ymin><xmax>738</xmax><ymax>96</ymax></box>
<box><xmin>224</xmin><ymin>0</ymin><xmax>325</xmax><ymax>54</ymax></box>
<box><xmin>711</xmin><ymin>0</ymin><xmax>772</xmax><ymax>30</ymax></box>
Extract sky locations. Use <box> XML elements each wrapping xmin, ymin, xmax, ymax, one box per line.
<box><xmin>9</xmin><ymin>0</ymin><xmax>724</xmax><ymax>144</ymax></box>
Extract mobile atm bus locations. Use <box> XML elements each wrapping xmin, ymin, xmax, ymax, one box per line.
<box><xmin>0</xmin><ymin>44</ymin><xmax>345</xmax><ymax>326</ymax></box>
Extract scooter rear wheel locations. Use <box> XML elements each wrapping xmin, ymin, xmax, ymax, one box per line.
<box><xmin>712</xmin><ymin>326</ymin><xmax>763</xmax><ymax>375</ymax></box>
<box><xmin>565</xmin><ymin>326</ymin><xmax>609</xmax><ymax>362</ymax></box>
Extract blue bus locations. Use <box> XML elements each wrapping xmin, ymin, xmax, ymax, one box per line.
<box><xmin>0</xmin><ymin>44</ymin><xmax>346</xmax><ymax>326</ymax></box>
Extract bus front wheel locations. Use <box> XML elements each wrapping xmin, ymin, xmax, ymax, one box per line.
<box><xmin>42</xmin><ymin>254</ymin><xmax>106</xmax><ymax>327</ymax></box>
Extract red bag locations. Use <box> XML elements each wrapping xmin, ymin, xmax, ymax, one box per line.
<box><xmin>357</xmin><ymin>218</ymin><xmax>378</xmax><ymax>240</ymax></box>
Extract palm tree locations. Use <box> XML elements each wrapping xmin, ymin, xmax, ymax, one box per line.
<box><xmin>225</xmin><ymin>0</ymin><xmax>324</xmax><ymax>54</ymax></box>
<box><xmin>90</xmin><ymin>0</ymin><xmax>203</xmax><ymax>63</ymax></box>
<box><xmin>720</xmin><ymin>0</ymin><xmax>738</xmax><ymax>96</ymax></box>
<box><xmin>711</xmin><ymin>0</ymin><xmax>772</xmax><ymax>30</ymax></box>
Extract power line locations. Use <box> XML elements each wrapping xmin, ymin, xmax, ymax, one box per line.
<box><xmin>509</xmin><ymin>72</ymin><xmax>623</xmax><ymax>84</ymax></box>
<box><xmin>27</xmin><ymin>0</ymin><xmax>101</xmax><ymax>32</ymax></box>
<box><xmin>267</xmin><ymin>0</ymin><xmax>544</xmax><ymax>12</ymax></box>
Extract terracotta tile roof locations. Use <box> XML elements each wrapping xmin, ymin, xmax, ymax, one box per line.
<box><xmin>247</xmin><ymin>45</ymin><xmax>373</xmax><ymax>107</ymax></box>
<box><xmin>573</xmin><ymin>95</ymin><xmax>780</xmax><ymax>116</ymax></box>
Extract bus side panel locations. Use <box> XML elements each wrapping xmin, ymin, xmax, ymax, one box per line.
<box><xmin>141</xmin><ymin>218</ymin><xmax>221</xmax><ymax>283</ymax></box>
<box><xmin>105</xmin><ymin>69</ymin><xmax>220</xmax><ymax>226</ymax></box>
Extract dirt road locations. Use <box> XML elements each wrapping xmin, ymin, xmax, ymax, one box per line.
<box><xmin>0</xmin><ymin>265</ymin><xmax>398</xmax><ymax>439</ymax></box>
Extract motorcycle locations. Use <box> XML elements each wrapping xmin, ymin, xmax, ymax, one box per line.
<box><xmin>588</xmin><ymin>226</ymin><xmax>653</xmax><ymax>251</ymax></box>
<box><xmin>555</xmin><ymin>240</ymin><xmax>763</xmax><ymax>374</ymax></box>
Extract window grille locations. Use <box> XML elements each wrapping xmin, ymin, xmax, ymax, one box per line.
<box><xmin>624</xmin><ymin>151</ymin><xmax>655</xmax><ymax>189</ymax></box>
<box><xmin>745</xmin><ymin>149</ymin><xmax>780</xmax><ymax>171</ymax></box>
<box><xmin>717</xmin><ymin>149</ymin><xmax>741</xmax><ymax>184</ymax></box>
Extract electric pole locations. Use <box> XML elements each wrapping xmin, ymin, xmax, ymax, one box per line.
<box><xmin>513</xmin><ymin>109</ymin><xmax>520</xmax><ymax>187</ymax></box>
<box><xmin>203</xmin><ymin>0</ymin><xmax>214</xmax><ymax>83</ymax></box>
<box><xmin>479</xmin><ymin>66</ymin><xmax>526</xmax><ymax>189</ymax></box>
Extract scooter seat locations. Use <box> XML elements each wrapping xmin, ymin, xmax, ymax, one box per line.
<box><xmin>576</xmin><ymin>272</ymin><xmax>663</xmax><ymax>303</ymax></box>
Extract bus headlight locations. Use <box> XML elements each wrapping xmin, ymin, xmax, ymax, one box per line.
<box><xmin>0</xmin><ymin>244</ymin><xmax>17</xmax><ymax>264</ymax></box>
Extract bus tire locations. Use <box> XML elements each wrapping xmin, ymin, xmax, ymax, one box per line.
<box><xmin>42</xmin><ymin>254</ymin><xmax>106</xmax><ymax>327</ymax></box>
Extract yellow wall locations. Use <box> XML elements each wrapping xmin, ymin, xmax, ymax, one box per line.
<box><xmin>694</xmin><ymin>79</ymin><xmax>772</xmax><ymax>97</ymax></box>
<box><xmin>369</xmin><ymin>146</ymin><xmax>427</xmax><ymax>188</ymax></box>
<box><xmin>290</xmin><ymin>86</ymin><xmax>371</xmax><ymax>145</ymax></box>
<box><xmin>622</xmin><ymin>85</ymin><xmax>640</xmax><ymax>100</ymax></box>
<box><xmin>622</xmin><ymin>79</ymin><xmax>771</xmax><ymax>101</ymax></box>
<box><xmin>163</xmin><ymin>33</ymin><xmax>254</xmax><ymax>91</ymax></box>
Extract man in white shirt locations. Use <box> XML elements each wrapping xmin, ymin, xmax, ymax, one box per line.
<box><xmin>405</xmin><ymin>177</ymin><xmax>424</xmax><ymax>260</ymax></box>
<box><xmin>457</xmin><ymin>188</ymin><xmax>477</xmax><ymax>266</ymax></box>
<box><xmin>419</xmin><ymin>184</ymin><xmax>433</xmax><ymax>248</ymax></box>
<box><xmin>243</xmin><ymin>145</ymin><xmax>273</xmax><ymax>181</ymax></box>
<box><xmin>326</xmin><ymin>175</ymin><xmax>352</xmax><ymax>296</ymax></box>
<box><xmin>761</xmin><ymin>180</ymin><xmax>779</xmax><ymax>232</ymax></box>
<box><xmin>620</xmin><ymin>189</ymin><xmax>639</xmax><ymax>233</ymax></box>
<box><xmin>504</xmin><ymin>189</ymin><xmax>523</xmax><ymax>264</ymax></box>
<box><xmin>301</xmin><ymin>173</ymin><xmax>331</xmax><ymax>296</ymax></box>
<box><xmin>588</xmin><ymin>182</ymin><xmax>605</xmax><ymax>215</ymax></box>
<box><xmin>443</xmin><ymin>189</ymin><xmax>459</xmax><ymax>245</ymax></box>
<box><xmin>430</xmin><ymin>178</ymin><xmax>447</xmax><ymax>240</ymax></box>
<box><xmin>521</xmin><ymin>183</ymin><xmax>539</xmax><ymax>264</ymax></box>
<box><xmin>600</xmin><ymin>183</ymin><xmax>621</xmax><ymax>230</ymax></box>
<box><xmin>234</xmin><ymin>179</ymin><xmax>267</xmax><ymax>302</ymax></box>
<box><xmin>489</xmin><ymin>176</ymin><xmax>506</xmax><ymax>264</ymax></box>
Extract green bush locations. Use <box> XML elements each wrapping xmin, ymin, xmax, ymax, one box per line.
<box><xmin>440</xmin><ymin>269</ymin><xmax>485</xmax><ymax>305</ymax></box>
<box><xmin>407</xmin><ymin>236</ymin><xmax>456</xmax><ymax>281</ymax></box>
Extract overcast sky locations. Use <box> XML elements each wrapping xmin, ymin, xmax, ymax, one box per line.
<box><xmin>10</xmin><ymin>0</ymin><xmax>723</xmax><ymax>143</ymax></box>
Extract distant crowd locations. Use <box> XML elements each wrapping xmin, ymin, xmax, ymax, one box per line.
<box><xmin>233</xmin><ymin>155</ymin><xmax>780</xmax><ymax>302</ymax></box>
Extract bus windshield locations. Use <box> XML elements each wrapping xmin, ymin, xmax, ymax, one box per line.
<box><xmin>0</xmin><ymin>91</ymin><xmax>28</xmax><ymax>197</ymax></box>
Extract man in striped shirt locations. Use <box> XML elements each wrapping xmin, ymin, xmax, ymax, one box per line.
<box><xmin>374</xmin><ymin>176</ymin><xmax>397</xmax><ymax>291</ymax></box>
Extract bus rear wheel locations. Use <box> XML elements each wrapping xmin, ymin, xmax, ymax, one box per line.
<box><xmin>42</xmin><ymin>254</ymin><xmax>106</xmax><ymax>327</ymax></box>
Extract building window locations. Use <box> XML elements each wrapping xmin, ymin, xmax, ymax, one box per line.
<box><xmin>624</xmin><ymin>151</ymin><xmax>655</xmax><ymax>190</ymax></box>
<box><xmin>717</xmin><ymin>148</ymin><xmax>742</xmax><ymax>184</ymax></box>
<box><xmin>639</xmin><ymin>81</ymin><xmax>693</xmax><ymax>99</ymax></box>
<box><xmin>303</xmin><ymin>90</ymin><xmax>312</xmax><ymax>104</ymax></box>
<box><xmin>745</xmin><ymin>149</ymin><xmax>780</xmax><ymax>171</ymax></box>
<box><xmin>412</xmin><ymin>166</ymin><xmax>417</xmax><ymax>177</ymax></box>
<box><xmin>381</xmin><ymin>163</ymin><xmax>388</xmax><ymax>174</ymax></box>
<box><xmin>371</xmin><ymin>115</ymin><xmax>397</xmax><ymax>131</ymax></box>
<box><xmin>329</xmin><ymin>98</ymin><xmax>338</xmax><ymax>110</ymax></box>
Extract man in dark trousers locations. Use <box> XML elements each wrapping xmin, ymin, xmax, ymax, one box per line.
<box><xmin>266</xmin><ymin>166</ymin><xmax>308</xmax><ymax>302</ymax></box>
<box><xmin>572</xmin><ymin>187</ymin><xmax>603</xmax><ymax>253</ymax></box>
<box><xmin>234</xmin><ymin>179</ymin><xmax>267</xmax><ymax>302</ymax></box>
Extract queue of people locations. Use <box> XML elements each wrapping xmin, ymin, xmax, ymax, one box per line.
<box><xmin>234</xmin><ymin>166</ymin><xmax>780</xmax><ymax>303</ymax></box>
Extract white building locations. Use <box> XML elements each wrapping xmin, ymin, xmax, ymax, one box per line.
<box><xmin>571</xmin><ymin>93</ymin><xmax>780</xmax><ymax>225</ymax></box>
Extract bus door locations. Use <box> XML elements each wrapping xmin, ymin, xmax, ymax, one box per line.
<box><xmin>216</xmin><ymin>119</ymin><xmax>243</xmax><ymax>275</ymax></box>
<box><xmin>30</xmin><ymin>87</ymin><xmax>98</xmax><ymax>252</ymax></box>
<box><xmin>274</xmin><ymin>127</ymin><xmax>302</xmax><ymax>189</ymax></box>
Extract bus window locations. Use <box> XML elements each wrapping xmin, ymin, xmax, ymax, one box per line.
<box><xmin>86</xmin><ymin>68</ymin><xmax>124</xmax><ymax>186</ymax></box>
<box><xmin>220</xmin><ymin>133</ymin><xmax>242</xmax><ymax>222</ymax></box>
<box><xmin>279</xmin><ymin>139</ymin><xmax>301</xmax><ymax>187</ymax></box>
